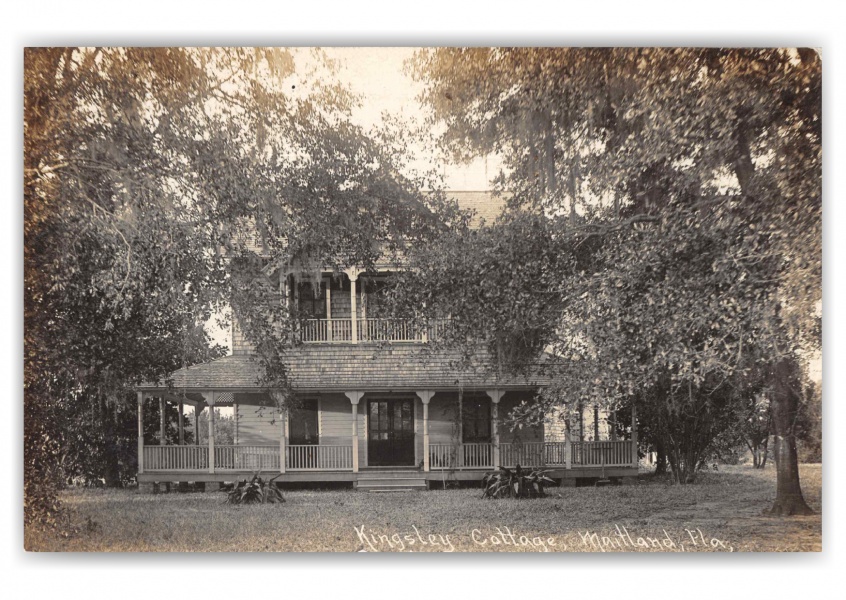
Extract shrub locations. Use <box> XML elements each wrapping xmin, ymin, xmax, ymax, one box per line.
<box><xmin>481</xmin><ymin>465</ymin><xmax>556</xmax><ymax>499</ymax></box>
<box><xmin>226</xmin><ymin>473</ymin><xmax>285</xmax><ymax>505</ymax></box>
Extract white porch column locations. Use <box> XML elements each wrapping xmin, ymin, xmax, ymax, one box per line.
<box><xmin>631</xmin><ymin>404</ymin><xmax>638</xmax><ymax>469</ymax></box>
<box><xmin>279</xmin><ymin>406</ymin><xmax>287</xmax><ymax>473</ymax></box>
<box><xmin>206</xmin><ymin>392</ymin><xmax>216</xmax><ymax>474</ymax></box>
<box><xmin>416</xmin><ymin>391</ymin><xmax>434</xmax><ymax>472</ymax></box>
<box><xmin>344</xmin><ymin>268</ymin><xmax>361</xmax><ymax>344</ymax></box>
<box><xmin>564</xmin><ymin>408</ymin><xmax>572</xmax><ymax>470</ymax></box>
<box><xmin>178</xmin><ymin>400</ymin><xmax>185</xmax><ymax>445</ymax></box>
<box><xmin>611</xmin><ymin>408</ymin><xmax>618</xmax><ymax>441</ymax></box>
<box><xmin>486</xmin><ymin>390</ymin><xmax>504</xmax><ymax>468</ymax></box>
<box><xmin>345</xmin><ymin>391</ymin><xmax>363</xmax><ymax>472</ymax></box>
<box><xmin>137</xmin><ymin>392</ymin><xmax>145</xmax><ymax>474</ymax></box>
<box><xmin>193</xmin><ymin>406</ymin><xmax>200</xmax><ymax>446</ymax></box>
<box><xmin>159</xmin><ymin>397</ymin><xmax>166</xmax><ymax>445</ymax></box>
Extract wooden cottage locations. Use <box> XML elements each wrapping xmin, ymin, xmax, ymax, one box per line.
<box><xmin>136</xmin><ymin>192</ymin><xmax>639</xmax><ymax>492</ymax></box>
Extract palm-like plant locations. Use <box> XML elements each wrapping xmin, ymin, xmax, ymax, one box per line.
<box><xmin>481</xmin><ymin>465</ymin><xmax>557</xmax><ymax>499</ymax></box>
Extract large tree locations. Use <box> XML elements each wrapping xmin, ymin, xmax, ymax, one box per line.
<box><xmin>24</xmin><ymin>47</ymin><xmax>450</xmax><ymax>529</ymax></box>
<box><xmin>409</xmin><ymin>48</ymin><xmax>820</xmax><ymax>513</ymax></box>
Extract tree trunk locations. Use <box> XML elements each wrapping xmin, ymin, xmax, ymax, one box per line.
<box><xmin>760</xmin><ymin>437</ymin><xmax>769</xmax><ymax>469</ymax></box>
<box><xmin>768</xmin><ymin>359</ymin><xmax>814</xmax><ymax>516</ymax></box>
<box><xmin>750</xmin><ymin>444</ymin><xmax>760</xmax><ymax>468</ymax></box>
<box><xmin>654</xmin><ymin>439</ymin><xmax>667</xmax><ymax>475</ymax></box>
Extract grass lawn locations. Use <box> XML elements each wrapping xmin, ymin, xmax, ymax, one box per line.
<box><xmin>25</xmin><ymin>464</ymin><xmax>822</xmax><ymax>552</ymax></box>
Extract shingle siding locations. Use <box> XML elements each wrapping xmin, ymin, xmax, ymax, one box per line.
<box><xmin>144</xmin><ymin>345</ymin><xmax>551</xmax><ymax>391</ymax></box>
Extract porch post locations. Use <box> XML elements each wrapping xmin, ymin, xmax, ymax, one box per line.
<box><xmin>279</xmin><ymin>406</ymin><xmax>287</xmax><ymax>473</ymax></box>
<box><xmin>159</xmin><ymin>397</ymin><xmax>166</xmax><ymax>444</ymax></box>
<box><xmin>416</xmin><ymin>391</ymin><xmax>434</xmax><ymax>472</ymax></box>
<box><xmin>345</xmin><ymin>391</ymin><xmax>363</xmax><ymax>472</ymax></box>
<box><xmin>193</xmin><ymin>406</ymin><xmax>200</xmax><ymax>446</ymax></box>
<box><xmin>137</xmin><ymin>392</ymin><xmax>144</xmax><ymax>474</ymax></box>
<box><xmin>486</xmin><ymin>390</ymin><xmax>504</xmax><ymax>468</ymax></box>
<box><xmin>178</xmin><ymin>400</ymin><xmax>185</xmax><ymax>445</ymax></box>
<box><xmin>345</xmin><ymin>268</ymin><xmax>361</xmax><ymax>344</ymax></box>
<box><xmin>631</xmin><ymin>404</ymin><xmax>638</xmax><ymax>469</ymax></box>
<box><xmin>206</xmin><ymin>393</ymin><xmax>216</xmax><ymax>474</ymax></box>
<box><xmin>564</xmin><ymin>408</ymin><xmax>572</xmax><ymax>470</ymax></box>
<box><xmin>610</xmin><ymin>408</ymin><xmax>618</xmax><ymax>441</ymax></box>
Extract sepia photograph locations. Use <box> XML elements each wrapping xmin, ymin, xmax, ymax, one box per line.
<box><xmin>23</xmin><ymin>45</ymin><xmax>823</xmax><ymax>557</ymax></box>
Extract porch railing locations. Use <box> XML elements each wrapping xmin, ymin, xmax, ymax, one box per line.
<box><xmin>500</xmin><ymin>442</ymin><xmax>569</xmax><ymax>467</ymax></box>
<box><xmin>287</xmin><ymin>444</ymin><xmax>353</xmax><ymax>471</ymax></box>
<box><xmin>427</xmin><ymin>441</ymin><xmax>632</xmax><ymax>470</ymax></box>
<box><xmin>571</xmin><ymin>440</ymin><xmax>632</xmax><ymax>467</ymax></box>
<box><xmin>462</xmin><ymin>442</ymin><xmax>493</xmax><ymax>468</ymax></box>
<box><xmin>143</xmin><ymin>444</ymin><xmax>350</xmax><ymax>472</ymax></box>
<box><xmin>214</xmin><ymin>445</ymin><xmax>281</xmax><ymax>471</ymax></box>
<box><xmin>143</xmin><ymin>445</ymin><xmax>209</xmax><ymax>471</ymax></box>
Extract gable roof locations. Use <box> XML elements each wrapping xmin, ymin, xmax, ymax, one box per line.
<box><xmin>139</xmin><ymin>344</ymin><xmax>551</xmax><ymax>393</ymax></box>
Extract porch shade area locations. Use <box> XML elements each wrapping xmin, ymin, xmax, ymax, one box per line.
<box><xmin>136</xmin><ymin>388</ymin><xmax>639</xmax><ymax>476</ymax></box>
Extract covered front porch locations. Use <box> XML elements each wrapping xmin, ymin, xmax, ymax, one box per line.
<box><xmin>135</xmin><ymin>387</ymin><xmax>639</xmax><ymax>489</ymax></box>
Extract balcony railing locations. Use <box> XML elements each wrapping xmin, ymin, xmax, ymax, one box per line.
<box><xmin>301</xmin><ymin>319</ymin><xmax>353</xmax><ymax>342</ymax></box>
<box><xmin>300</xmin><ymin>318</ymin><xmax>449</xmax><ymax>343</ymax></box>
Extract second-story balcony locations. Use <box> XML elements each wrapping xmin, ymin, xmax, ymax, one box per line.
<box><xmin>300</xmin><ymin>318</ymin><xmax>450</xmax><ymax>344</ymax></box>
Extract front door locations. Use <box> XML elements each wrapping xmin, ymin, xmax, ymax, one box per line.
<box><xmin>367</xmin><ymin>398</ymin><xmax>415</xmax><ymax>466</ymax></box>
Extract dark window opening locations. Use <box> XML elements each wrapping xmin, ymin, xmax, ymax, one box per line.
<box><xmin>296</xmin><ymin>281</ymin><xmax>326</xmax><ymax>319</ymax></box>
<box><xmin>462</xmin><ymin>396</ymin><xmax>492</xmax><ymax>443</ymax></box>
<box><xmin>289</xmin><ymin>399</ymin><xmax>318</xmax><ymax>445</ymax></box>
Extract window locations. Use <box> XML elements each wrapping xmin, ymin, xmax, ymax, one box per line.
<box><xmin>296</xmin><ymin>281</ymin><xmax>326</xmax><ymax>319</ymax></box>
<box><xmin>462</xmin><ymin>396</ymin><xmax>492</xmax><ymax>443</ymax></box>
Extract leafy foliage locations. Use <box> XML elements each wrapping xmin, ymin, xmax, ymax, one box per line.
<box><xmin>24</xmin><ymin>47</ymin><xmax>455</xmax><ymax>529</ymax></box>
<box><xmin>481</xmin><ymin>466</ymin><xmax>557</xmax><ymax>499</ymax></box>
<box><xmin>408</xmin><ymin>49</ymin><xmax>820</xmax><ymax>510</ymax></box>
<box><xmin>226</xmin><ymin>473</ymin><xmax>286</xmax><ymax>505</ymax></box>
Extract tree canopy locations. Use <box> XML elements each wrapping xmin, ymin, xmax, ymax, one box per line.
<box><xmin>406</xmin><ymin>48</ymin><xmax>820</xmax><ymax>511</ymax></box>
<box><xmin>24</xmin><ymin>47</ymin><xmax>453</xmax><ymax>527</ymax></box>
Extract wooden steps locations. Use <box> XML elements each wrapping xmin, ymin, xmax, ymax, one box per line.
<box><xmin>355</xmin><ymin>470</ymin><xmax>428</xmax><ymax>492</ymax></box>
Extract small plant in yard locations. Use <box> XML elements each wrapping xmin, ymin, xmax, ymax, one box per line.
<box><xmin>481</xmin><ymin>465</ymin><xmax>557</xmax><ymax>499</ymax></box>
<box><xmin>226</xmin><ymin>472</ymin><xmax>285</xmax><ymax>505</ymax></box>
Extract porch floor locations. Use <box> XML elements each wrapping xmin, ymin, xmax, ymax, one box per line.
<box><xmin>137</xmin><ymin>465</ymin><xmax>638</xmax><ymax>486</ymax></box>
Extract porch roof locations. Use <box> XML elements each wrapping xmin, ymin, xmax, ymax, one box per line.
<box><xmin>139</xmin><ymin>345</ymin><xmax>552</xmax><ymax>393</ymax></box>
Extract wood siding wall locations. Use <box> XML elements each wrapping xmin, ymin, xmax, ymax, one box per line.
<box><xmin>236</xmin><ymin>404</ymin><xmax>280</xmax><ymax>445</ymax></box>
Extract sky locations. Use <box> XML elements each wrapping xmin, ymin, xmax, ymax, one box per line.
<box><xmin>321</xmin><ymin>47</ymin><xmax>495</xmax><ymax>190</ymax></box>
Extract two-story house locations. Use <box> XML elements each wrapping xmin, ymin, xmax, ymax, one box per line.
<box><xmin>135</xmin><ymin>192</ymin><xmax>639</xmax><ymax>492</ymax></box>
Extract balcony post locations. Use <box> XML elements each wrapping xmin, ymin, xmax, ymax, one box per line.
<box><xmin>486</xmin><ymin>389</ymin><xmax>504</xmax><ymax>468</ymax></box>
<box><xmin>345</xmin><ymin>391</ymin><xmax>363</xmax><ymax>472</ymax></box>
<box><xmin>137</xmin><ymin>392</ymin><xmax>145</xmax><ymax>474</ymax></box>
<box><xmin>178</xmin><ymin>400</ymin><xmax>184</xmax><ymax>445</ymax></box>
<box><xmin>416</xmin><ymin>391</ymin><xmax>434</xmax><ymax>472</ymax></box>
<box><xmin>344</xmin><ymin>268</ymin><xmax>361</xmax><ymax>344</ymax></box>
<box><xmin>325</xmin><ymin>279</ymin><xmax>332</xmax><ymax>342</ymax></box>
<box><xmin>631</xmin><ymin>404</ymin><xmax>638</xmax><ymax>469</ymax></box>
<box><xmin>205</xmin><ymin>392</ymin><xmax>216</xmax><ymax>474</ymax></box>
